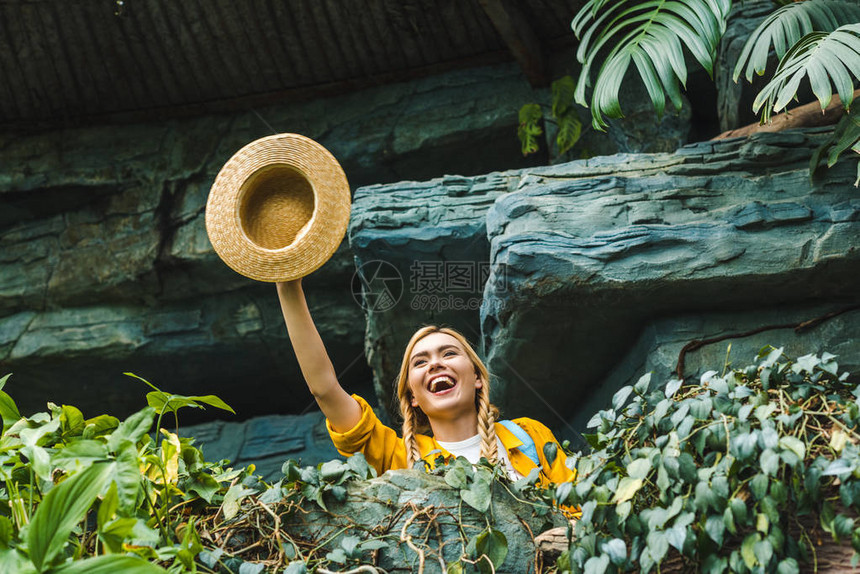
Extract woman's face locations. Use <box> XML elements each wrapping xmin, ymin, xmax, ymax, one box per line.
<box><xmin>406</xmin><ymin>332</ymin><xmax>482</xmax><ymax>423</ymax></box>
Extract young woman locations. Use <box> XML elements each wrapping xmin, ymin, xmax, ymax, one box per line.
<box><xmin>276</xmin><ymin>279</ymin><xmax>575</xmax><ymax>488</ymax></box>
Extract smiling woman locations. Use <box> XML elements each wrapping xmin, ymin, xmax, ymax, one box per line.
<box><xmin>276</xmin><ymin>279</ymin><xmax>575</xmax><ymax>490</ymax></box>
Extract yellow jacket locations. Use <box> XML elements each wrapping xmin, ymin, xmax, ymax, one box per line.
<box><xmin>326</xmin><ymin>395</ymin><xmax>576</xmax><ymax>489</ymax></box>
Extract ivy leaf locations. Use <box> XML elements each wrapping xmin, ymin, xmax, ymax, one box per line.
<box><xmin>543</xmin><ymin>442</ymin><xmax>558</xmax><ymax>467</ymax></box>
<box><xmin>833</xmin><ymin>514</ymin><xmax>854</xmax><ymax>541</ymax></box>
<box><xmin>666</xmin><ymin>524</ymin><xmax>687</xmax><ymax>551</ymax></box>
<box><xmin>777</xmin><ymin>558</ymin><xmax>800</xmax><ymax>574</ymax></box>
<box><xmin>647</xmin><ymin>530</ymin><xmax>669</xmax><ymax>562</ymax></box>
<box><xmin>602</xmin><ymin>539</ymin><xmax>627</xmax><ymax>566</ymax></box>
<box><xmin>779</xmin><ymin>436</ymin><xmax>806</xmax><ymax>460</ymax></box>
<box><xmin>761</xmin><ymin>449</ymin><xmax>780</xmax><ymax>476</ymax></box>
<box><xmin>461</xmin><ymin>471</ymin><xmax>492</xmax><ymax>513</ymax></box>
<box><xmin>474</xmin><ymin>528</ymin><xmax>508</xmax><ymax>572</ymax></box>
<box><xmin>665</xmin><ymin>378</ymin><xmax>683</xmax><ymax>399</ymax></box>
<box><xmin>612</xmin><ymin>477</ymin><xmax>644</xmax><ymax>504</ymax></box>
<box><xmin>706</xmin><ymin>515</ymin><xmax>725</xmax><ymax>545</ymax></box>
<box><xmin>741</xmin><ymin>533</ymin><xmax>760</xmax><ymax>569</ymax></box>
<box><xmin>751</xmin><ymin>474</ymin><xmax>769</xmax><ymax>500</ymax></box>
<box><xmin>584</xmin><ymin>554</ymin><xmax>610</xmax><ymax>574</ymax></box>
<box><xmin>612</xmin><ymin>386</ymin><xmax>634</xmax><ymax>411</ymax></box>
<box><xmin>754</xmin><ymin>539</ymin><xmax>774</xmax><ymax>568</ymax></box>
<box><xmin>628</xmin><ymin>458</ymin><xmax>652</xmax><ymax>480</ymax></box>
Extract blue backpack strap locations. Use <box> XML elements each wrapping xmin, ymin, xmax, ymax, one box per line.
<box><xmin>499</xmin><ymin>420</ymin><xmax>540</xmax><ymax>467</ymax></box>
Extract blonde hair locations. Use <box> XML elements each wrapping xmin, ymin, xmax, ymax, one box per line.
<box><xmin>395</xmin><ymin>326</ymin><xmax>500</xmax><ymax>467</ymax></box>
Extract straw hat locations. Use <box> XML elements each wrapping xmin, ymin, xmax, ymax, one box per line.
<box><xmin>205</xmin><ymin>134</ymin><xmax>350</xmax><ymax>282</ymax></box>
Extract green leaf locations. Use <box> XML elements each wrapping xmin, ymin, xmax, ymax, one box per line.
<box><xmin>647</xmin><ymin>529</ymin><xmax>669</xmax><ymax>562</ymax></box>
<box><xmin>445</xmin><ymin>466</ymin><xmax>469</xmax><ymax>490</ymax></box>
<box><xmin>754</xmin><ymin>24</ymin><xmax>860</xmax><ymax>123</ymax></box>
<box><xmin>461</xmin><ymin>475</ymin><xmax>492</xmax><ymax>513</ymax></box>
<box><xmin>28</xmin><ymin>462</ymin><xmax>114</xmax><ymax>572</ymax></box>
<box><xmin>107</xmin><ymin>408</ymin><xmax>155</xmax><ymax>453</ymax></box>
<box><xmin>111</xmin><ymin>441</ymin><xmax>143</xmax><ymax>515</ymax></box>
<box><xmin>584</xmin><ymin>554</ymin><xmax>610</xmax><ymax>574</ymax></box>
<box><xmin>283</xmin><ymin>561</ymin><xmax>308</xmax><ymax>574</ymax></box>
<box><xmin>0</xmin><ymin>517</ymin><xmax>10</xmax><ymax>549</ymax></box>
<box><xmin>665</xmin><ymin>378</ymin><xmax>683</xmax><ymax>399</ymax></box>
<box><xmin>734</xmin><ymin>0</ymin><xmax>860</xmax><ymax>82</ymax></box>
<box><xmin>706</xmin><ymin>514</ymin><xmax>725</xmax><ymax>545</ymax></box>
<box><xmin>53</xmin><ymin>440</ymin><xmax>109</xmax><ymax>471</ymax></box>
<box><xmin>518</xmin><ymin>103</ymin><xmax>543</xmax><ymax>156</ymax></box>
<box><xmin>556</xmin><ymin>111</ymin><xmax>583</xmax><ymax>156</ymax></box>
<box><xmin>184</xmin><ymin>394</ymin><xmax>235</xmax><ymax>414</ymax></box>
<box><xmin>628</xmin><ymin>457</ymin><xmax>652</xmax><ymax>480</ymax></box>
<box><xmin>751</xmin><ymin>473</ymin><xmax>770</xmax><ymax>500</ymax></box>
<box><xmin>602</xmin><ymin>538</ymin><xmax>627</xmax><ymax>566</ymax></box>
<box><xmin>221</xmin><ymin>484</ymin><xmax>256</xmax><ymax>521</ymax></box>
<box><xmin>320</xmin><ymin>460</ymin><xmax>347</xmax><ymax>482</ymax></box>
<box><xmin>761</xmin><ymin>449</ymin><xmax>780</xmax><ymax>476</ymax></box>
<box><xmin>779</xmin><ymin>436</ymin><xmax>806</xmax><ymax>461</ymax></box>
<box><xmin>82</xmin><ymin>414</ymin><xmax>119</xmax><ymax>440</ymax></box>
<box><xmin>777</xmin><ymin>558</ymin><xmax>800</xmax><ymax>574</ymax></box>
<box><xmin>612</xmin><ymin>477</ymin><xmax>643</xmax><ymax>504</ymax></box>
<box><xmin>572</xmin><ymin>0</ymin><xmax>729</xmax><ymax>129</ymax></box>
<box><xmin>59</xmin><ymin>405</ymin><xmax>85</xmax><ymax>438</ymax></box>
<box><xmin>50</xmin><ymin>555</ymin><xmax>167</xmax><ymax>573</ymax></box>
<box><xmin>543</xmin><ymin>441</ymin><xmax>559</xmax><ymax>467</ymax></box>
<box><xmin>741</xmin><ymin>533</ymin><xmax>760</xmax><ymax>569</ymax></box>
<box><xmin>474</xmin><ymin>528</ymin><xmax>508</xmax><ymax>572</ymax></box>
<box><xmin>833</xmin><ymin>514</ymin><xmax>854</xmax><ymax>541</ymax></box>
<box><xmin>754</xmin><ymin>539</ymin><xmax>774</xmax><ymax>567</ymax></box>
<box><xmin>551</xmin><ymin>75</ymin><xmax>577</xmax><ymax>118</ymax></box>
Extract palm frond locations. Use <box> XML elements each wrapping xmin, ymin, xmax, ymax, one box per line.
<box><xmin>734</xmin><ymin>0</ymin><xmax>860</xmax><ymax>83</ymax></box>
<box><xmin>572</xmin><ymin>0</ymin><xmax>731</xmax><ymax>130</ymax></box>
<box><xmin>753</xmin><ymin>24</ymin><xmax>860</xmax><ymax>123</ymax></box>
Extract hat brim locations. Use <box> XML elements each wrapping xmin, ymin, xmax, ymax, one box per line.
<box><xmin>205</xmin><ymin>134</ymin><xmax>350</xmax><ymax>282</ymax></box>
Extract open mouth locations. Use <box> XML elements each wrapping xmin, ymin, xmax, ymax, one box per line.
<box><xmin>427</xmin><ymin>375</ymin><xmax>456</xmax><ymax>394</ymax></box>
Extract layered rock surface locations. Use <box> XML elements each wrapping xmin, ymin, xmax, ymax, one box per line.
<box><xmin>283</xmin><ymin>469</ymin><xmax>565</xmax><ymax>573</ymax></box>
<box><xmin>482</xmin><ymin>130</ymin><xmax>860</xmax><ymax>429</ymax></box>
<box><xmin>350</xmin><ymin>130</ymin><xmax>860</xmax><ymax>435</ymax></box>
<box><xmin>0</xmin><ymin>63</ymin><xmax>546</xmax><ymax>420</ymax></box>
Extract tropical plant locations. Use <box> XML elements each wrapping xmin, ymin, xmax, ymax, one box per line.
<box><xmin>517</xmin><ymin>0</ymin><xmax>860</xmax><ymax>181</ymax></box>
<box><xmin>519</xmin><ymin>76</ymin><xmax>584</xmax><ymax>157</ymax></box>
<box><xmin>556</xmin><ymin>347</ymin><xmax>860</xmax><ymax>573</ymax></box>
<box><xmin>0</xmin><ymin>372</ymin><xmax>246</xmax><ymax>573</ymax></box>
<box><xmin>572</xmin><ymin>0</ymin><xmax>731</xmax><ymax>130</ymax></box>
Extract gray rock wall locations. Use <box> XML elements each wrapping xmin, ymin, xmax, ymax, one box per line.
<box><xmin>350</xmin><ymin>129</ymin><xmax>860</xmax><ymax>440</ymax></box>
<box><xmin>481</xmin><ymin>130</ymin><xmax>859</xmax><ymax>436</ymax></box>
<box><xmin>0</xmin><ymin>62</ymin><xmax>548</xmax><ymax>420</ymax></box>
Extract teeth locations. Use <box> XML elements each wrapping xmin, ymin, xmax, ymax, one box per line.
<box><xmin>429</xmin><ymin>376</ymin><xmax>454</xmax><ymax>393</ymax></box>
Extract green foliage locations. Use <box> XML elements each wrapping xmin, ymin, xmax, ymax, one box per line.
<box><xmin>811</xmin><ymin>111</ymin><xmax>860</xmax><ymax>185</ymax></box>
<box><xmin>571</xmin><ymin>0</ymin><xmax>731</xmax><ymax>129</ymax></box>
<box><xmin>565</xmin><ymin>0</ymin><xmax>859</xmax><ymax>178</ymax></box>
<box><xmin>753</xmin><ymin>24</ymin><xmax>860</xmax><ymax>123</ymax></box>
<box><xmin>517</xmin><ymin>76</ymin><xmax>583</xmax><ymax>157</ymax></box>
<box><xmin>733</xmin><ymin>0</ymin><xmax>860</xmax><ymax>83</ymax></box>
<box><xmin>0</xmin><ymin>373</ymin><xmax>249</xmax><ymax>573</ymax></box>
<box><xmin>560</xmin><ymin>348</ymin><xmax>859</xmax><ymax>573</ymax></box>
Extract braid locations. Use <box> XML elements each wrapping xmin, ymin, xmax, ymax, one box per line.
<box><xmin>477</xmin><ymin>386</ymin><xmax>499</xmax><ymax>464</ymax></box>
<box><xmin>400</xmin><ymin>393</ymin><xmax>423</xmax><ymax>468</ymax></box>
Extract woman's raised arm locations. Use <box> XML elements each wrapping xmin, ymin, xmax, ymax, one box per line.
<box><xmin>276</xmin><ymin>280</ymin><xmax>362</xmax><ymax>432</ymax></box>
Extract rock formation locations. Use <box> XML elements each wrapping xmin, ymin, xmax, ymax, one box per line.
<box><xmin>350</xmin><ymin>130</ymin><xmax>860</xmax><ymax>438</ymax></box>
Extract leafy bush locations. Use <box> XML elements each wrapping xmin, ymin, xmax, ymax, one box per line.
<box><xmin>558</xmin><ymin>347</ymin><xmax>859</xmax><ymax>573</ymax></box>
<box><xmin>0</xmin><ymin>372</ymin><xmax>246</xmax><ymax>573</ymax></box>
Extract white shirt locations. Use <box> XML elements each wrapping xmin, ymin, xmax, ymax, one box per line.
<box><xmin>436</xmin><ymin>434</ymin><xmax>524</xmax><ymax>480</ymax></box>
